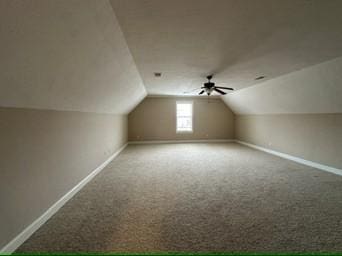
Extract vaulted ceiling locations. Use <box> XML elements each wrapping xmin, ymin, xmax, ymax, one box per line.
<box><xmin>1</xmin><ymin>0</ymin><xmax>342</xmax><ymax>115</ymax></box>
<box><xmin>0</xmin><ymin>0</ymin><xmax>146</xmax><ymax>114</ymax></box>
<box><xmin>223</xmin><ymin>56</ymin><xmax>342</xmax><ymax>114</ymax></box>
<box><xmin>110</xmin><ymin>0</ymin><xmax>342</xmax><ymax>96</ymax></box>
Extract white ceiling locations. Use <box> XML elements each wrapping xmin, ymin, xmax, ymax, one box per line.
<box><xmin>223</xmin><ymin>56</ymin><xmax>342</xmax><ymax>114</ymax></box>
<box><xmin>0</xmin><ymin>0</ymin><xmax>146</xmax><ymax>114</ymax></box>
<box><xmin>2</xmin><ymin>0</ymin><xmax>342</xmax><ymax>115</ymax></box>
<box><xmin>110</xmin><ymin>0</ymin><xmax>342</xmax><ymax>96</ymax></box>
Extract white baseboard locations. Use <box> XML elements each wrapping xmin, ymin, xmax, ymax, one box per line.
<box><xmin>0</xmin><ymin>143</ymin><xmax>127</xmax><ymax>254</ymax></box>
<box><xmin>128</xmin><ymin>139</ymin><xmax>235</xmax><ymax>144</ymax></box>
<box><xmin>236</xmin><ymin>140</ymin><xmax>342</xmax><ymax>176</ymax></box>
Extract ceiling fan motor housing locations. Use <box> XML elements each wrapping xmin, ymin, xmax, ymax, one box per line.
<box><xmin>204</xmin><ymin>82</ymin><xmax>215</xmax><ymax>88</ymax></box>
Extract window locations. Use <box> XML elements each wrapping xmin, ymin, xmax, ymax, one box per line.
<box><xmin>176</xmin><ymin>102</ymin><xmax>193</xmax><ymax>132</ymax></box>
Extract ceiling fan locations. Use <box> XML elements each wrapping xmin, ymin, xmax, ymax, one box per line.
<box><xmin>185</xmin><ymin>75</ymin><xmax>234</xmax><ymax>96</ymax></box>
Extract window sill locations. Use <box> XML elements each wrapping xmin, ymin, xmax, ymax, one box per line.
<box><xmin>176</xmin><ymin>130</ymin><xmax>193</xmax><ymax>133</ymax></box>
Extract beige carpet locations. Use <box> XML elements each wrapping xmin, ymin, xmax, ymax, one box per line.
<box><xmin>17</xmin><ymin>143</ymin><xmax>342</xmax><ymax>252</ymax></box>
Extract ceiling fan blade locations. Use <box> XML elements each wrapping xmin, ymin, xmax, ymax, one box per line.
<box><xmin>216</xmin><ymin>86</ymin><xmax>234</xmax><ymax>90</ymax></box>
<box><xmin>214</xmin><ymin>88</ymin><xmax>227</xmax><ymax>95</ymax></box>
<box><xmin>199</xmin><ymin>90</ymin><xmax>205</xmax><ymax>95</ymax></box>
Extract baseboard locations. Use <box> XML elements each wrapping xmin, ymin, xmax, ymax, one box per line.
<box><xmin>236</xmin><ymin>140</ymin><xmax>342</xmax><ymax>176</ymax></box>
<box><xmin>0</xmin><ymin>143</ymin><xmax>127</xmax><ymax>254</ymax></box>
<box><xmin>128</xmin><ymin>139</ymin><xmax>235</xmax><ymax>144</ymax></box>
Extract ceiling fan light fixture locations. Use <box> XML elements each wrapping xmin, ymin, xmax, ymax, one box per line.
<box><xmin>204</xmin><ymin>87</ymin><xmax>213</xmax><ymax>95</ymax></box>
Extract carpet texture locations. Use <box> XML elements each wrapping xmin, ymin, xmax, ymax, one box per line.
<box><xmin>17</xmin><ymin>143</ymin><xmax>342</xmax><ymax>252</ymax></box>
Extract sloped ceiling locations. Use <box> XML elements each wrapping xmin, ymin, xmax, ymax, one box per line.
<box><xmin>2</xmin><ymin>0</ymin><xmax>342</xmax><ymax>115</ymax></box>
<box><xmin>222</xmin><ymin>56</ymin><xmax>342</xmax><ymax>115</ymax></box>
<box><xmin>0</xmin><ymin>0</ymin><xmax>146</xmax><ymax>114</ymax></box>
<box><xmin>111</xmin><ymin>0</ymin><xmax>342</xmax><ymax>97</ymax></box>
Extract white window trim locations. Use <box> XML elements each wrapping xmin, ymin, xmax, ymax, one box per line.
<box><xmin>176</xmin><ymin>101</ymin><xmax>193</xmax><ymax>133</ymax></box>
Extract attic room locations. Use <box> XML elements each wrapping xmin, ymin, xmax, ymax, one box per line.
<box><xmin>0</xmin><ymin>0</ymin><xmax>341</xmax><ymax>254</ymax></box>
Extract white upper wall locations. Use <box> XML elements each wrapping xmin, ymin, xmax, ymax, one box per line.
<box><xmin>222</xmin><ymin>56</ymin><xmax>342</xmax><ymax>115</ymax></box>
<box><xmin>0</xmin><ymin>0</ymin><xmax>146</xmax><ymax>114</ymax></box>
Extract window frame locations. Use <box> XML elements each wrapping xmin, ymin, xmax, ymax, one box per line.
<box><xmin>176</xmin><ymin>101</ymin><xmax>193</xmax><ymax>133</ymax></box>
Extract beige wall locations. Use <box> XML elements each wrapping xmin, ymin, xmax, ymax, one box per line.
<box><xmin>0</xmin><ymin>107</ymin><xmax>127</xmax><ymax>249</ymax></box>
<box><xmin>128</xmin><ymin>97</ymin><xmax>235</xmax><ymax>141</ymax></box>
<box><xmin>236</xmin><ymin>114</ymin><xmax>342</xmax><ymax>169</ymax></box>
<box><xmin>0</xmin><ymin>0</ymin><xmax>136</xmax><ymax>249</ymax></box>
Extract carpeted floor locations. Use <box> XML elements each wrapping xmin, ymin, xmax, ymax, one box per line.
<box><xmin>17</xmin><ymin>143</ymin><xmax>342</xmax><ymax>252</ymax></box>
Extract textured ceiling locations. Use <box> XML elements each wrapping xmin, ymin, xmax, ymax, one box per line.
<box><xmin>0</xmin><ymin>0</ymin><xmax>146</xmax><ymax>114</ymax></box>
<box><xmin>110</xmin><ymin>0</ymin><xmax>342</xmax><ymax>96</ymax></box>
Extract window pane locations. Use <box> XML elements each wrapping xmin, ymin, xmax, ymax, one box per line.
<box><xmin>176</xmin><ymin>103</ymin><xmax>192</xmax><ymax>132</ymax></box>
<box><xmin>177</xmin><ymin>103</ymin><xmax>192</xmax><ymax>116</ymax></box>
<box><xmin>177</xmin><ymin>117</ymin><xmax>191</xmax><ymax>129</ymax></box>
